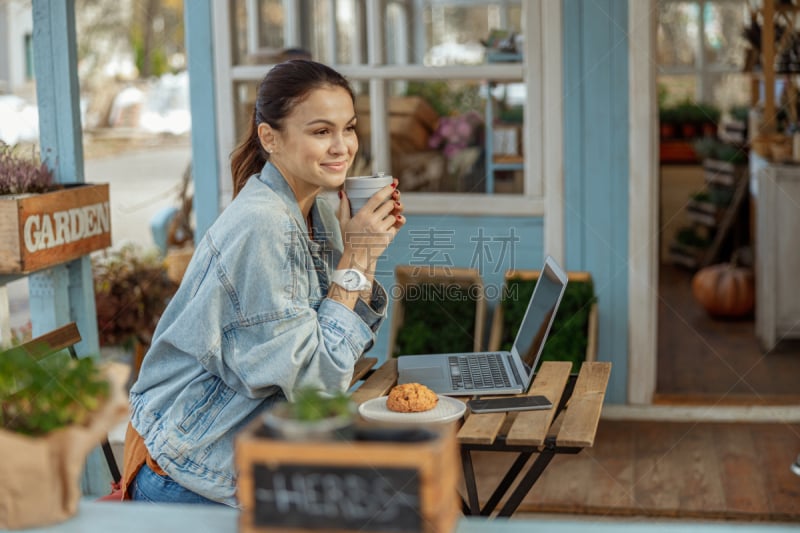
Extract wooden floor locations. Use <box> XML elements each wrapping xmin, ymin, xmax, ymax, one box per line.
<box><xmin>471</xmin><ymin>419</ymin><xmax>800</xmax><ymax>521</ymax></box>
<box><xmin>470</xmin><ymin>273</ymin><xmax>800</xmax><ymax>521</ymax></box>
<box><xmin>656</xmin><ymin>264</ymin><xmax>800</xmax><ymax>402</ymax></box>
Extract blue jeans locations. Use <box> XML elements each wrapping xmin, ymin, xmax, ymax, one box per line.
<box><xmin>130</xmin><ymin>463</ymin><xmax>223</xmax><ymax>505</ymax></box>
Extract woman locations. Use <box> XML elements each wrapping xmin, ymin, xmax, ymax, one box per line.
<box><xmin>124</xmin><ymin>60</ymin><xmax>405</xmax><ymax>506</ymax></box>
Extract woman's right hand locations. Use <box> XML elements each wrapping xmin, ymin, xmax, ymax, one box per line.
<box><xmin>337</xmin><ymin>179</ymin><xmax>405</xmax><ymax>275</ymax></box>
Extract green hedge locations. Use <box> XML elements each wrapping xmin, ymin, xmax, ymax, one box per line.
<box><xmin>498</xmin><ymin>276</ymin><xmax>596</xmax><ymax>372</ymax></box>
<box><xmin>393</xmin><ymin>283</ymin><xmax>478</xmax><ymax>356</ymax></box>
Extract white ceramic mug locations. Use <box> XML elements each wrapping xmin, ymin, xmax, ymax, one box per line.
<box><xmin>344</xmin><ymin>173</ymin><xmax>393</xmax><ymax>216</ymax></box>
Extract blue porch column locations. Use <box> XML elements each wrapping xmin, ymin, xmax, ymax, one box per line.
<box><xmin>31</xmin><ymin>0</ymin><xmax>109</xmax><ymax>495</ymax></box>
<box><xmin>184</xmin><ymin>0</ymin><xmax>221</xmax><ymax>239</ymax></box>
<box><xmin>563</xmin><ymin>0</ymin><xmax>630</xmax><ymax>404</ymax></box>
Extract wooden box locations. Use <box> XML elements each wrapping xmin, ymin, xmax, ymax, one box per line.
<box><xmin>356</xmin><ymin>96</ymin><xmax>439</xmax><ymax>154</ymax></box>
<box><xmin>0</xmin><ymin>183</ymin><xmax>111</xmax><ymax>274</ymax></box>
<box><xmin>388</xmin><ymin>265</ymin><xmax>486</xmax><ymax>357</ymax></box>
<box><xmin>236</xmin><ymin>421</ymin><xmax>460</xmax><ymax>533</ymax></box>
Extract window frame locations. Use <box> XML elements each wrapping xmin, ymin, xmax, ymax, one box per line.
<box><xmin>657</xmin><ymin>0</ymin><xmax>748</xmax><ymax>103</ymax></box>
<box><xmin>213</xmin><ymin>1</ymin><xmax>560</xmax><ymax>217</ymax></box>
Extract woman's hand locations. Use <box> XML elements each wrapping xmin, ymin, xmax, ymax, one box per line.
<box><xmin>337</xmin><ymin>178</ymin><xmax>405</xmax><ymax>276</ymax></box>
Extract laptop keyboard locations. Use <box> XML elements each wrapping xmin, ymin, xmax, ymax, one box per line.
<box><xmin>448</xmin><ymin>353</ymin><xmax>512</xmax><ymax>390</ymax></box>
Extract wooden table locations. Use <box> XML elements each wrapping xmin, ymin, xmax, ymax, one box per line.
<box><xmin>350</xmin><ymin>358</ymin><xmax>612</xmax><ymax>518</ymax></box>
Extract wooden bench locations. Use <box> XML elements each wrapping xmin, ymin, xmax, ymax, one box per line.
<box><xmin>351</xmin><ymin>358</ymin><xmax>612</xmax><ymax>517</ymax></box>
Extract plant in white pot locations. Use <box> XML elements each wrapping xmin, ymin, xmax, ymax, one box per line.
<box><xmin>262</xmin><ymin>388</ymin><xmax>355</xmax><ymax>441</ymax></box>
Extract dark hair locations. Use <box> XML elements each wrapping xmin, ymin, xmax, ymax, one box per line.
<box><xmin>230</xmin><ymin>60</ymin><xmax>355</xmax><ymax>197</ymax></box>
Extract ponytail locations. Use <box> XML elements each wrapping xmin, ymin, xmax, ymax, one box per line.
<box><xmin>230</xmin><ymin>109</ymin><xmax>267</xmax><ymax>198</ymax></box>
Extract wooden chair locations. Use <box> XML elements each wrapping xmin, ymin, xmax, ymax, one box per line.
<box><xmin>388</xmin><ymin>265</ymin><xmax>486</xmax><ymax>357</ymax></box>
<box><xmin>6</xmin><ymin>322</ymin><xmax>122</xmax><ymax>484</ymax></box>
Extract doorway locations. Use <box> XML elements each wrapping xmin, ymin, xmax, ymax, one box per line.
<box><xmin>653</xmin><ymin>0</ymin><xmax>800</xmax><ymax>404</ymax></box>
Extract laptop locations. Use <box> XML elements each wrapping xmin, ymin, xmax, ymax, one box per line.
<box><xmin>396</xmin><ymin>255</ymin><xmax>569</xmax><ymax>396</ymax></box>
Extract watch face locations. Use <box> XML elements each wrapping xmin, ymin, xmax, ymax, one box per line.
<box><xmin>343</xmin><ymin>270</ymin><xmax>359</xmax><ymax>288</ymax></box>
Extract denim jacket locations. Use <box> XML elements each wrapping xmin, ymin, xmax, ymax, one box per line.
<box><xmin>129</xmin><ymin>162</ymin><xmax>387</xmax><ymax>506</ymax></box>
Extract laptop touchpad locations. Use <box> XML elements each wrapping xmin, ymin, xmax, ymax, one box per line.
<box><xmin>401</xmin><ymin>368</ymin><xmax>444</xmax><ymax>382</ymax></box>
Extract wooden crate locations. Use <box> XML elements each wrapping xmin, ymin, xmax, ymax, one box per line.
<box><xmin>236</xmin><ymin>421</ymin><xmax>460</xmax><ymax>533</ymax></box>
<box><xmin>356</xmin><ymin>96</ymin><xmax>439</xmax><ymax>154</ymax></box>
<box><xmin>488</xmin><ymin>270</ymin><xmax>597</xmax><ymax>364</ymax></box>
<box><xmin>388</xmin><ymin>265</ymin><xmax>486</xmax><ymax>357</ymax></box>
<box><xmin>0</xmin><ymin>183</ymin><xmax>111</xmax><ymax>274</ymax></box>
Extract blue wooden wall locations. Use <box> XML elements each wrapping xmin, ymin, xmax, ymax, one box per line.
<box><xmin>563</xmin><ymin>0</ymin><xmax>629</xmax><ymax>404</ymax></box>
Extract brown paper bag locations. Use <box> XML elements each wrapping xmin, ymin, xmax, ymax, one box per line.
<box><xmin>0</xmin><ymin>368</ymin><xmax>128</xmax><ymax>529</ymax></box>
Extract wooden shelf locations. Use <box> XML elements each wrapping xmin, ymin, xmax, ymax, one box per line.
<box><xmin>493</xmin><ymin>155</ymin><xmax>524</xmax><ymax>164</ymax></box>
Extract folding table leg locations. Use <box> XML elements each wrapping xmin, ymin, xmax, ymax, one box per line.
<box><xmin>480</xmin><ymin>452</ymin><xmax>532</xmax><ymax>516</ymax></box>
<box><xmin>460</xmin><ymin>449</ymin><xmax>481</xmax><ymax>515</ymax></box>
<box><xmin>496</xmin><ymin>448</ymin><xmax>556</xmax><ymax>517</ymax></box>
<box><xmin>101</xmin><ymin>441</ymin><xmax>122</xmax><ymax>483</ymax></box>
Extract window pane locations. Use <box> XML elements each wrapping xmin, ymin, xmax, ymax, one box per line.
<box><xmin>423</xmin><ymin>3</ymin><xmax>522</xmax><ymax>66</ymax></box>
<box><xmin>703</xmin><ymin>1</ymin><xmax>747</xmax><ymax>68</ymax></box>
<box><xmin>364</xmin><ymin>79</ymin><xmax>524</xmax><ymax>195</ymax></box>
<box><xmin>231</xmin><ymin>0</ymin><xmax>285</xmax><ymax>65</ymax></box>
<box><xmin>657</xmin><ymin>2</ymin><xmax>699</xmax><ymax>68</ymax></box>
<box><xmin>337</xmin><ymin>0</ymin><xmax>360</xmax><ymax>64</ymax></box>
<box><xmin>356</xmin><ymin>79</ymin><xmax>517</xmax><ymax>194</ymax></box>
<box><xmin>235</xmin><ymin>76</ymin><xmax>525</xmax><ymax>195</ymax></box>
<box><xmin>708</xmin><ymin>72</ymin><xmax>751</xmax><ymax>112</ymax></box>
<box><xmin>232</xmin><ymin>1</ymin><xmax>525</xmax><ymax>67</ymax></box>
<box><xmin>658</xmin><ymin>74</ymin><xmax>697</xmax><ymax>107</ymax></box>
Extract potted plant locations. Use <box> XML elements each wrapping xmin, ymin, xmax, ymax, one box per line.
<box><xmin>0</xmin><ymin>338</ymin><xmax>125</xmax><ymax>529</ymax></box>
<box><xmin>696</xmin><ymin>102</ymin><xmax>721</xmax><ymax>137</ymax></box>
<box><xmin>674</xmin><ymin>99</ymin><xmax>703</xmax><ymax>138</ymax></box>
<box><xmin>262</xmin><ymin>388</ymin><xmax>355</xmax><ymax>441</ymax></box>
<box><xmin>92</xmin><ymin>244</ymin><xmax>178</xmax><ymax>381</ymax></box>
<box><xmin>659</xmin><ymin>106</ymin><xmax>679</xmax><ymax>139</ymax></box>
<box><xmin>0</xmin><ymin>142</ymin><xmax>111</xmax><ymax>274</ymax></box>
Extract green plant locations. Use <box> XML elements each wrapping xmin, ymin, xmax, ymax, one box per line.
<box><xmin>498</xmin><ymin>277</ymin><xmax>596</xmax><ymax>372</ymax></box>
<box><xmin>692</xmin><ymin>137</ymin><xmax>719</xmax><ymax>160</ymax></box>
<box><xmin>287</xmin><ymin>388</ymin><xmax>353</xmax><ymax>422</ymax></box>
<box><xmin>658</xmin><ymin>82</ymin><xmax>670</xmax><ymax>110</ymax></box>
<box><xmin>691</xmin><ymin>137</ymin><xmax>748</xmax><ymax>164</ymax></box>
<box><xmin>673</xmin><ymin>99</ymin><xmax>709</xmax><ymax>124</ymax></box>
<box><xmin>729</xmin><ymin>105</ymin><xmax>749</xmax><ymax>123</ymax></box>
<box><xmin>676</xmin><ymin>226</ymin><xmax>710</xmax><ymax>248</ymax></box>
<box><xmin>659</xmin><ymin>106</ymin><xmax>679</xmax><ymax>125</ymax></box>
<box><xmin>0</xmin><ymin>142</ymin><xmax>54</xmax><ymax>195</ymax></box>
<box><xmin>0</xmin><ymin>345</ymin><xmax>109</xmax><ymax>436</ymax></box>
<box><xmin>393</xmin><ymin>284</ymin><xmax>477</xmax><ymax>356</ymax></box>
<box><xmin>92</xmin><ymin>244</ymin><xmax>178</xmax><ymax>347</ymax></box>
<box><xmin>715</xmin><ymin>143</ymin><xmax>747</xmax><ymax>164</ymax></box>
<box><xmin>695</xmin><ymin>102</ymin><xmax>721</xmax><ymax>124</ymax></box>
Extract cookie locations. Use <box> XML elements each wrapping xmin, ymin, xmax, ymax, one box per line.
<box><xmin>386</xmin><ymin>383</ymin><xmax>439</xmax><ymax>413</ymax></box>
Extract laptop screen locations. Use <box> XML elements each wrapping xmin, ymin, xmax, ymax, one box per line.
<box><xmin>511</xmin><ymin>257</ymin><xmax>568</xmax><ymax>376</ymax></box>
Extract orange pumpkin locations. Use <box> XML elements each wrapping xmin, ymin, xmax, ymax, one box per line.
<box><xmin>691</xmin><ymin>262</ymin><xmax>755</xmax><ymax>318</ymax></box>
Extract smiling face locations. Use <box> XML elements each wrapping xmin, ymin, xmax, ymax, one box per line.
<box><xmin>258</xmin><ymin>85</ymin><xmax>358</xmax><ymax>205</ymax></box>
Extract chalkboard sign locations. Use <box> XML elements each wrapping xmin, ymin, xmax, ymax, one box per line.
<box><xmin>253</xmin><ymin>463</ymin><xmax>421</xmax><ymax>532</ymax></box>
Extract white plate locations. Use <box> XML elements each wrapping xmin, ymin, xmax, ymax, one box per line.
<box><xmin>358</xmin><ymin>395</ymin><xmax>466</xmax><ymax>424</ymax></box>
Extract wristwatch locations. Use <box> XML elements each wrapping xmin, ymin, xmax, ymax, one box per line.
<box><xmin>331</xmin><ymin>268</ymin><xmax>372</xmax><ymax>292</ymax></box>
